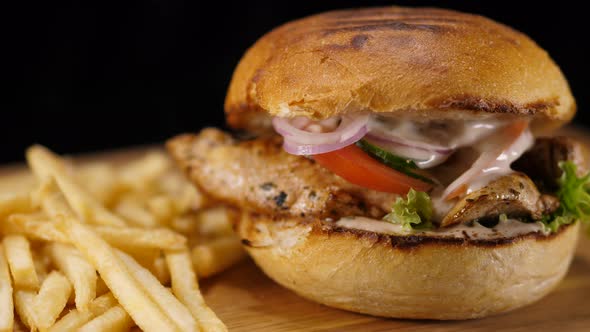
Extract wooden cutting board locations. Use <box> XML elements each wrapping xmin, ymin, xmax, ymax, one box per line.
<box><xmin>2</xmin><ymin>132</ymin><xmax>590</xmax><ymax>331</ymax></box>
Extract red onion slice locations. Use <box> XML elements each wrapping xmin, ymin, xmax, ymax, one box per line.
<box><xmin>272</xmin><ymin>115</ymin><xmax>369</xmax><ymax>145</ymax></box>
<box><xmin>282</xmin><ymin>125</ymin><xmax>368</xmax><ymax>155</ymax></box>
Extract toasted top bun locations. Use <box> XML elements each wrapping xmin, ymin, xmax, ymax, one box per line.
<box><xmin>225</xmin><ymin>6</ymin><xmax>575</xmax><ymax>133</ymax></box>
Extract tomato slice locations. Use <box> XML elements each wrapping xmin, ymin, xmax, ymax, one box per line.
<box><xmin>313</xmin><ymin>144</ymin><xmax>432</xmax><ymax>194</ymax></box>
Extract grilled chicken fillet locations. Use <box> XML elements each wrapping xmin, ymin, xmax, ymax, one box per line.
<box><xmin>168</xmin><ymin>128</ymin><xmax>397</xmax><ymax>220</ymax></box>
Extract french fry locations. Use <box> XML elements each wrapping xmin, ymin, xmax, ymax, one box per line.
<box><xmin>0</xmin><ymin>169</ymin><xmax>36</xmax><ymax>198</ymax></box>
<box><xmin>152</xmin><ymin>256</ymin><xmax>170</xmax><ymax>285</ymax></box>
<box><xmin>2</xmin><ymin>214</ymin><xmax>69</xmax><ymax>243</ymax></box>
<box><xmin>12</xmin><ymin>319</ymin><xmax>27</xmax><ymax>332</ymax></box>
<box><xmin>27</xmin><ymin>145</ymin><xmax>126</xmax><ymax>226</ymax></box>
<box><xmin>49</xmin><ymin>293</ymin><xmax>118</xmax><ymax>332</ymax></box>
<box><xmin>4</xmin><ymin>214</ymin><xmax>186</xmax><ymax>250</ymax></box>
<box><xmin>147</xmin><ymin>195</ymin><xmax>176</xmax><ymax>225</ymax></box>
<box><xmin>56</xmin><ymin>216</ymin><xmax>178</xmax><ymax>332</ymax></box>
<box><xmin>2</xmin><ymin>235</ymin><xmax>39</xmax><ymax>290</ymax></box>
<box><xmin>47</xmin><ymin>243</ymin><xmax>97</xmax><ymax>311</ymax></box>
<box><xmin>0</xmin><ymin>247</ymin><xmax>13</xmax><ymax>332</ymax></box>
<box><xmin>95</xmin><ymin>278</ymin><xmax>109</xmax><ymax>297</ymax></box>
<box><xmin>32</xmin><ymin>271</ymin><xmax>72</xmax><ymax>330</ymax></box>
<box><xmin>0</xmin><ymin>193</ymin><xmax>31</xmax><ymax>220</ymax></box>
<box><xmin>166</xmin><ymin>249</ymin><xmax>227</xmax><ymax>332</ymax></box>
<box><xmin>119</xmin><ymin>152</ymin><xmax>170</xmax><ymax>191</ymax></box>
<box><xmin>117</xmin><ymin>250</ymin><xmax>198</xmax><ymax>332</ymax></box>
<box><xmin>36</xmin><ymin>182</ymin><xmax>76</xmax><ymax>220</ymax></box>
<box><xmin>157</xmin><ymin>173</ymin><xmax>204</xmax><ymax>212</ymax></box>
<box><xmin>155</xmin><ymin>172</ymin><xmax>185</xmax><ymax>195</ymax></box>
<box><xmin>77</xmin><ymin>306</ymin><xmax>133</xmax><ymax>332</ymax></box>
<box><xmin>196</xmin><ymin>207</ymin><xmax>234</xmax><ymax>238</ymax></box>
<box><xmin>77</xmin><ymin>163</ymin><xmax>120</xmax><ymax>206</ymax></box>
<box><xmin>177</xmin><ymin>185</ymin><xmax>205</xmax><ymax>213</ymax></box>
<box><xmin>2</xmin><ymin>147</ymin><xmax>234</xmax><ymax>331</ymax></box>
<box><xmin>94</xmin><ymin>225</ymin><xmax>186</xmax><ymax>251</ymax></box>
<box><xmin>14</xmin><ymin>291</ymin><xmax>36</xmax><ymax>330</ymax></box>
<box><xmin>119</xmin><ymin>247</ymin><xmax>160</xmax><ymax>274</ymax></box>
<box><xmin>32</xmin><ymin>251</ymin><xmax>49</xmax><ymax>284</ymax></box>
<box><xmin>114</xmin><ymin>198</ymin><xmax>158</xmax><ymax>228</ymax></box>
<box><xmin>192</xmin><ymin>236</ymin><xmax>245</xmax><ymax>278</ymax></box>
<box><xmin>170</xmin><ymin>215</ymin><xmax>199</xmax><ymax>235</ymax></box>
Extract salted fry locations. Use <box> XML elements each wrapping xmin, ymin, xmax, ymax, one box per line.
<box><xmin>157</xmin><ymin>173</ymin><xmax>204</xmax><ymax>212</ymax></box>
<box><xmin>170</xmin><ymin>215</ymin><xmax>199</xmax><ymax>235</ymax></box>
<box><xmin>114</xmin><ymin>199</ymin><xmax>158</xmax><ymax>228</ymax></box>
<box><xmin>12</xmin><ymin>319</ymin><xmax>27</xmax><ymax>332</ymax></box>
<box><xmin>93</xmin><ymin>225</ymin><xmax>186</xmax><ymax>250</ymax></box>
<box><xmin>32</xmin><ymin>252</ymin><xmax>49</xmax><ymax>284</ymax></box>
<box><xmin>37</xmin><ymin>182</ymin><xmax>76</xmax><ymax>219</ymax></box>
<box><xmin>2</xmin><ymin>214</ymin><xmax>69</xmax><ymax>243</ymax></box>
<box><xmin>0</xmin><ymin>247</ymin><xmax>13</xmax><ymax>332</ymax></box>
<box><xmin>47</xmin><ymin>243</ymin><xmax>97</xmax><ymax>311</ymax></box>
<box><xmin>56</xmin><ymin>216</ymin><xmax>178</xmax><ymax>332</ymax></box>
<box><xmin>27</xmin><ymin>145</ymin><xmax>126</xmax><ymax>226</ymax></box>
<box><xmin>3</xmin><ymin>215</ymin><xmax>185</xmax><ymax>250</ymax></box>
<box><xmin>147</xmin><ymin>195</ymin><xmax>176</xmax><ymax>224</ymax></box>
<box><xmin>32</xmin><ymin>271</ymin><xmax>72</xmax><ymax>329</ymax></box>
<box><xmin>95</xmin><ymin>278</ymin><xmax>109</xmax><ymax>297</ymax></box>
<box><xmin>120</xmin><ymin>247</ymin><xmax>160</xmax><ymax>272</ymax></box>
<box><xmin>192</xmin><ymin>236</ymin><xmax>245</xmax><ymax>278</ymax></box>
<box><xmin>77</xmin><ymin>163</ymin><xmax>119</xmax><ymax>206</ymax></box>
<box><xmin>49</xmin><ymin>293</ymin><xmax>118</xmax><ymax>332</ymax></box>
<box><xmin>117</xmin><ymin>251</ymin><xmax>197</xmax><ymax>332</ymax></box>
<box><xmin>152</xmin><ymin>256</ymin><xmax>170</xmax><ymax>285</ymax></box>
<box><xmin>2</xmin><ymin>235</ymin><xmax>39</xmax><ymax>290</ymax></box>
<box><xmin>78</xmin><ymin>306</ymin><xmax>133</xmax><ymax>332</ymax></box>
<box><xmin>1</xmin><ymin>146</ymin><xmax>231</xmax><ymax>331</ymax></box>
<box><xmin>166</xmin><ymin>249</ymin><xmax>227</xmax><ymax>332</ymax></box>
<box><xmin>0</xmin><ymin>193</ymin><xmax>31</xmax><ymax>220</ymax></box>
<box><xmin>14</xmin><ymin>291</ymin><xmax>36</xmax><ymax>330</ymax></box>
<box><xmin>196</xmin><ymin>207</ymin><xmax>234</xmax><ymax>237</ymax></box>
<box><xmin>119</xmin><ymin>152</ymin><xmax>170</xmax><ymax>190</ymax></box>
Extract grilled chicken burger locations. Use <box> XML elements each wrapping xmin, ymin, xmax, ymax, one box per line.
<box><xmin>168</xmin><ymin>7</ymin><xmax>589</xmax><ymax>320</ymax></box>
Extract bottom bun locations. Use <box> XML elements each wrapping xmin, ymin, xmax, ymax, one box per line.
<box><xmin>236</xmin><ymin>212</ymin><xmax>579</xmax><ymax>320</ymax></box>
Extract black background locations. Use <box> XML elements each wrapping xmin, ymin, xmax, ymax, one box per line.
<box><xmin>3</xmin><ymin>1</ymin><xmax>589</xmax><ymax>163</ymax></box>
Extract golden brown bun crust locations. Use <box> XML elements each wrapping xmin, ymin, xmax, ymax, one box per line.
<box><xmin>225</xmin><ymin>6</ymin><xmax>575</xmax><ymax>133</ymax></box>
<box><xmin>237</xmin><ymin>212</ymin><xmax>579</xmax><ymax>320</ymax></box>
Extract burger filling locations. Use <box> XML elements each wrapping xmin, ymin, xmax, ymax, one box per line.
<box><xmin>167</xmin><ymin>114</ymin><xmax>590</xmax><ymax>236</ymax></box>
<box><xmin>272</xmin><ymin>114</ymin><xmax>589</xmax><ymax>233</ymax></box>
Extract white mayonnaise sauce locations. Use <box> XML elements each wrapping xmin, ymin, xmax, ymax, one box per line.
<box><xmin>367</xmin><ymin>115</ymin><xmax>535</xmax><ymax>199</ymax></box>
<box><xmin>336</xmin><ymin>216</ymin><xmax>548</xmax><ymax>239</ymax></box>
<box><xmin>366</xmin><ymin>117</ymin><xmax>507</xmax><ymax>170</ymax></box>
<box><xmin>465</xmin><ymin>128</ymin><xmax>534</xmax><ymax>194</ymax></box>
<box><xmin>367</xmin><ymin>116</ymin><xmax>503</xmax><ymax>150</ymax></box>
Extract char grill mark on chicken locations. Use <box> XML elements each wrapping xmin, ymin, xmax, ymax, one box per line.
<box><xmin>440</xmin><ymin>173</ymin><xmax>559</xmax><ymax>227</ymax></box>
<box><xmin>167</xmin><ymin>128</ymin><xmax>398</xmax><ymax>220</ymax></box>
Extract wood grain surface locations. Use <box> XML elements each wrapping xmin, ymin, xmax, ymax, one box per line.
<box><xmin>1</xmin><ymin>131</ymin><xmax>589</xmax><ymax>331</ymax></box>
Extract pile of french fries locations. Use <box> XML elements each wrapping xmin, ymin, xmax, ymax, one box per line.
<box><xmin>0</xmin><ymin>145</ymin><xmax>245</xmax><ymax>332</ymax></box>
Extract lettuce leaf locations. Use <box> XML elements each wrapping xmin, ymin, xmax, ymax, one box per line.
<box><xmin>541</xmin><ymin>214</ymin><xmax>575</xmax><ymax>233</ymax></box>
<box><xmin>383</xmin><ymin>189</ymin><xmax>433</xmax><ymax>230</ymax></box>
<box><xmin>542</xmin><ymin>161</ymin><xmax>590</xmax><ymax>232</ymax></box>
